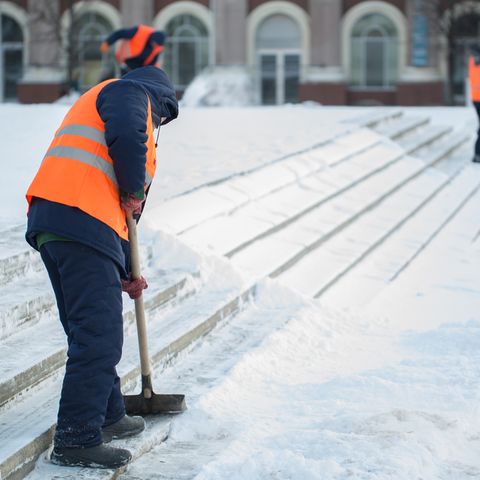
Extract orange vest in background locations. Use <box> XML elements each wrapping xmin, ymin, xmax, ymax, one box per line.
<box><xmin>116</xmin><ymin>25</ymin><xmax>164</xmax><ymax>66</ymax></box>
<box><xmin>469</xmin><ymin>56</ymin><xmax>480</xmax><ymax>102</ymax></box>
<box><xmin>26</xmin><ymin>80</ymin><xmax>157</xmax><ymax>241</ymax></box>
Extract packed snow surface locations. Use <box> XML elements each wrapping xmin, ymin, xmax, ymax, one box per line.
<box><xmin>2</xmin><ymin>103</ymin><xmax>480</xmax><ymax>479</ymax></box>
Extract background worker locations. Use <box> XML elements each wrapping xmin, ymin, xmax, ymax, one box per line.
<box><xmin>101</xmin><ymin>25</ymin><xmax>166</xmax><ymax>74</ymax></box>
<box><xmin>468</xmin><ymin>46</ymin><xmax>480</xmax><ymax>163</ymax></box>
<box><xmin>25</xmin><ymin>66</ymin><xmax>178</xmax><ymax>469</ymax></box>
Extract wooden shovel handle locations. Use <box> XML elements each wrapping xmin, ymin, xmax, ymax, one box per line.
<box><xmin>126</xmin><ymin>214</ymin><xmax>152</xmax><ymax>398</ymax></box>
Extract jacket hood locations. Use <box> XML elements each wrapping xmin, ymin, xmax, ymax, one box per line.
<box><xmin>471</xmin><ymin>47</ymin><xmax>480</xmax><ymax>65</ymax></box>
<box><xmin>122</xmin><ymin>66</ymin><xmax>178</xmax><ymax>126</ymax></box>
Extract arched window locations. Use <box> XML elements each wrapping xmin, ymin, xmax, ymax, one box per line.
<box><xmin>255</xmin><ymin>14</ymin><xmax>301</xmax><ymax>104</ymax></box>
<box><xmin>351</xmin><ymin>13</ymin><xmax>398</xmax><ymax>88</ymax></box>
<box><xmin>163</xmin><ymin>14</ymin><xmax>209</xmax><ymax>90</ymax></box>
<box><xmin>1</xmin><ymin>13</ymin><xmax>23</xmax><ymax>100</ymax></box>
<box><xmin>72</xmin><ymin>12</ymin><xmax>115</xmax><ymax>91</ymax></box>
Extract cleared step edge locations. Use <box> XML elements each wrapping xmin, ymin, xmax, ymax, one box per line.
<box><xmin>312</xmin><ymin>153</ymin><xmax>472</xmax><ymax>298</ymax></box>
<box><xmin>267</xmin><ymin>131</ymin><xmax>470</xmax><ymax>279</ymax></box>
<box><xmin>0</xmin><ymin>277</ymin><xmax>190</xmax><ymax>409</ymax></box>
<box><xmin>0</xmin><ymin>285</ymin><xmax>255</xmax><ymax>480</ymax></box>
<box><xmin>225</xmin><ymin>125</ymin><xmax>457</xmax><ymax>259</ymax></box>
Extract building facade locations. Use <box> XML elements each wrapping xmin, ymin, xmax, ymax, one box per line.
<box><xmin>0</xmin><ymin>0</ymin><xmax>479</xmax><ymax>105</ymax></box>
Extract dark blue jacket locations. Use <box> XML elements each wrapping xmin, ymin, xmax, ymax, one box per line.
<box><xmin>106</xmin><ymin>27</ymin><xmax>166</xmax><ymax>70</ymax></box>
<box><xmin>26</xmin><ymin>67</ymin><xmax>178</xmax><ymax>277</ymax></box>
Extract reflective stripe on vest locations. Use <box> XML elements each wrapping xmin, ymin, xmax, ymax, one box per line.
<box><xmin>469</xmin><ymin>57</ymin><xmax>480</xmax><ymax>102</ymax></box>
<box><xmin>44</xmin><ymin>145</ymin><xmax>119</xmax><ymax>187</ymax></box>
<box><xmin>56</xmin><ymin>124</ymin><xmax>107</xmax><ymax>146</ymax></box>
<box><xmin>26</xmin><ymin>79</ymin><xmax>156</xmax><ymax>240</ymax></box>
<box><xmin>46</xmin><ymin>125</ymin><xmax>154</xmax><ymax>187</ymax></box>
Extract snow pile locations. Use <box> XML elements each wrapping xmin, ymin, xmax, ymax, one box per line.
<box><xmin>123</xmin><ymin>274</ymin><xmax>480</xmax><ymax>479</ymax></box>
<box><xmin>181</xmin><ymin>67</ymin><xmax>255</xmax><ymax>107</ymax></box>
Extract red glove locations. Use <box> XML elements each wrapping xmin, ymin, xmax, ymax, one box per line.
<box><xmin>121</xmin><ymin>276</ymin><xmax>148</xmax><ymax>300</ymax></box>
<box><xmin>121</xmin><ymin>193</ymin><xmax>143</xmax><ymax>216</ymax></box>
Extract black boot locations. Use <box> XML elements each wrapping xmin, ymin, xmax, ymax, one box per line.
<box><xmin>50</xmin><ymin>443</ymin><xmax>132</xmax><ymax>469</ymax></box>
<box><xmin>473</xmin><ymin>154</ymin><xmax>480</xmax><ymax>163</ymax></box>
<box><xmin>102</xmin><ymin>415</ymin><xmax>145</xmax><ymax>443</ymax></box>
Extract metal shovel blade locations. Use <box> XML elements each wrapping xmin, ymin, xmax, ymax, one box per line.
<box><xmin>123</xmin><ymin>375</ymin><xmax>187</xmax><ymax>415</ymax></box>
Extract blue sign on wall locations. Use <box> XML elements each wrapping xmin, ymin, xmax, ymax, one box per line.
<box><xmin>411</xmin><ymin>14</ymin><xmax>429</xmax><ymax>67</ymax></box>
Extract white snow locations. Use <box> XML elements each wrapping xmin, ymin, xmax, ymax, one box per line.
<box><xmin>2</xmin><ymin>101</ymin><xmax>480</xmax><ymax>479</ymax></box>
<box><xmin>181</xmin><ymin>67</ymin><xmax>255</xmax><ymax>107</ymax></box>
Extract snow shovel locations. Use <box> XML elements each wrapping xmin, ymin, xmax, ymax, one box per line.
<box><xmin>123</xmin><ymin>213</ymin><xmax>187</xmax><ymax>415</ymax></box>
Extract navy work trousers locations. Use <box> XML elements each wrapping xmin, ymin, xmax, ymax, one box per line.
<box><xmin>474</xmin><ymin>102</ymin><xmax>480</xmax><ymax>156</ymax></box>
<box><xmin>40</xmin><ymin>241</ymin><xmax>125</xmax><ymax>448</ymax></box>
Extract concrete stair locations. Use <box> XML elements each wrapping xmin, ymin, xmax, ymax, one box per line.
<box><xmin>0</xmin><ymin>110</ymin><xmax>475</xmax><ymax>480</ymax></box>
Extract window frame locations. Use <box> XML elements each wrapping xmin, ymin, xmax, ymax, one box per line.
<box><xmin>0</xmin><ymin>12</ymin><xmax>24</xmax><ymax>101</ymax></box>
<box><xmin>164</xmin><ymin>14</ymin><xmax>209</xmax><ymax>90</ymax></box>
<box><xmin>350</xmin><ymin>13</ymin><xmax>398</xmax><ymax>90</ymax></box>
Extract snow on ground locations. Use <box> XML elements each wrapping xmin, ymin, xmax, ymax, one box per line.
<box><xmin>3</xmin><ymin>102</ymin><xmax>480</xmax><ymax>479</ymax></box>
<box><xmin>123</xmin><ymin>240</ymin><xmax>480</xmax><ymax>479</ymax></box>
<box><xmin>181</xmin><ymin>67</ymin><xmax>255</xmax><ymax>107</ymax></box>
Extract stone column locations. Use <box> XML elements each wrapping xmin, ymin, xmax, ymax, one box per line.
<box><xmin>309</xmin><ymin>0</ymin><xmax>341</xmax><ymax>67</ymax></box>
<box><xmin>27</xmin><ymin>0</ymin><xmax>62</xmax><ymax>69</ymax></box>
<box><xmin>300</xmin><ymin>0</ymin><xmax>346</xmax><ymax>105</ymax></box>
<box><xmin>18</xmin><ymin>0</ymin><xmax>66</xmax><ymax>102</ymax></box>
<box><xmin>121</xmin><ymin>0</ymin><xmax>154</xmax><ymax>26</ymax></box>
<box><xmin>213</xmin><ymin>0</ymin><xmax>247</xmax><ymax>65</ymax></box>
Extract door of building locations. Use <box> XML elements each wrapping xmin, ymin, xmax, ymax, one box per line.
<box><xmin>255</xmin><ymin>14</ymin><xmax>301</xmax><ymax>105</ymax></box>
<box><xmin>0</xmin><ymin>14</ymin><xmax>23</xmax><ymax>102</ymax></box>
<box><xmin>259</xmin><ymin>50</ymin><xmax>300</xmax><ymax>105</ymax></box>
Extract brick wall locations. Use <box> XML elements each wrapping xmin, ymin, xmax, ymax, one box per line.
<box><xmin>248</xmin><ymin>0</ymin><xmax>308</xmax><ymax>14</ymax></box>
<box><xmin>342</xmin><ymin>0</ymin><xmax>406</xmax><ymax>14</ymax></box>
<box><xmin>154</xmin><ymin>0</ymin><xmax>209</xmax><ymax>12</ymax></box>
<box><xmin>18</xmin><ymin>82</ymin><xmax>67</xmax><ymax>103</ymax></box>
<box><xmin>299</xmin><ymin>83</ymin><xmax>347</xmax><ymax>105</ymax></box>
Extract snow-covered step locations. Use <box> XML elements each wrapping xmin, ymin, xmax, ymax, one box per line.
<box><xmin>0</xmin><ymin>269</ymin><xmax>54</xmax><ymax>341</ymax></box>
<box><xmin>399</xmin><ymin>124</ymin><xmax>452</xmax><ymax>154</ymax></box>
<box><xmin>229</xmin><ymin>130</ymin><xmax>469</xmax><ymax>283</ymax></box>
<box><xmin>178</xmin><ymin>141</ymin><xmax>404</xmax><ymax>256</ymax></box>
<box><xmin>0</xmin><ymin>271</ymin><xmax>190</xmax><ymax>409</ymax></box>
<box><xmin>311</xmin><ymin>128</ymin><xmax>383</xmax><ymax>168</ymax></box>
<box><xmin>171</xmin><ymin>124</ymin><xmax>457</xmax><ymax>260</ymax></box>
<box><xmin>374</xmin><ymin>115</ymin><xmax>429</xmax><ymax>140</ymax></box>
<box><xmin>420</xmin><ymin>130</ymin><xmax>469</xmax><ymax>164</ymax></box>
<box><xmin>147</xmin><ymin>133</ymin><xmax>382</xmax><ymax>235</ymax></box>
<box><xmin>323</xmin><ymin>152</ymin><xmax>479</xmax><ymax>308</ymax></box>
<box><xmin>346</xmin><ymin>108</ymin><xmax>402</xmax><ymax>128</ymax></box>
<box><xmin>0</xmin><ymin>268</ymin><xmax>255</xmax><ymax>480</ymax></box>
<box><xmin>229</xmin><ymin>156</ymin><xmax>427</xmax><ymax>280</ymax></box>
<box><xmin>145</xmin><ymin>118</ymin><xmax>419</xmax><ymax>237</ymax></box>
<box><xmin>0</xmin><ymin>226</ymin><xmax>43</xmax><ymax>287</ymax></box>
<box><xmin>276</xmin><ymin>155</ymin><xmax>468</xmax><ymax>299</ymax></box>
<box><xmin>27</xmin><ymin>417</ymin><xmax>172</xmax><ymax>480</ymax></box>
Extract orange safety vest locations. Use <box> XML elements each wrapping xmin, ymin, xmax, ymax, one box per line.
<box><xmin>469</xmin><ymin>56</ymin><xmax>480</xmax><ymax>102</ymax></box>
<box><xmin>115</xmin><ymin>25</ymin><xmax>164</xmax><ymax>66</ymax></box>
<box><xmin>26</xmin><ymin>79</ymin><xmax>157</xmax><ymax>241</ymax></box>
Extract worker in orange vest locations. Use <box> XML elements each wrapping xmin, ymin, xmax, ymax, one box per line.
<box><xmin>100</xmin><ymin>25</ymin><xmax>165</xmax><ymax>74</ymax></box>
<box><xmin>469</xmin><ymin>47</ymin><xmax>480</xmax><ymax>162</ymax></box>
<box><xmin>25</xmin><ymin>66</ymin><xmax>178</xmax><ymax>469</ymax></box>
